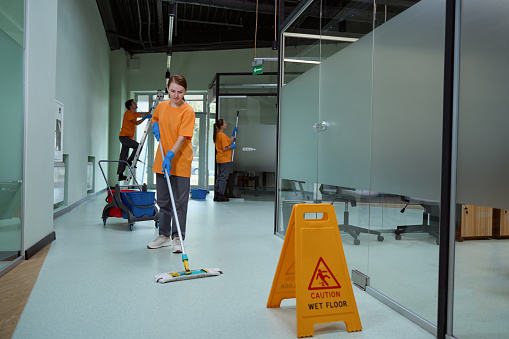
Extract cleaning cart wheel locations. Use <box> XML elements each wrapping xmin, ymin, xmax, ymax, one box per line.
<box><xmin>395</xmin><ymin>234</ymin><xmax>402</xmax><ymax>240</ymax></box>
<box><xmin>129</xmin><ymin>224</ymin><xmax>133</xmax><ymax>231</ymax></box>
<box><xmin>354</xmin><ymin>239</ymin><xmax>360</xmax><ymax>245</ymax></box>
<box><xmin>377</xmin><ymin>235</ymin><xmax>384</xmax><ymax>242</ymax></box>
<box><xmin>155</xmin><ymin>221</ymin><xmax>159</xmax><ymax>228</ymax></box>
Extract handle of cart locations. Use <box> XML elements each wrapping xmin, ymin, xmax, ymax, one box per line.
<box><xmin>98</xmin><ymin>160</ymin><xmax>145</xmax><ymax>209</ymax></box>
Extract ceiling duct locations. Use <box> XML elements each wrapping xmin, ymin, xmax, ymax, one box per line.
<box><xmin>171</xmin><ymin>0</ymin><xmax>275</xmax><ymax>14</ymax></box>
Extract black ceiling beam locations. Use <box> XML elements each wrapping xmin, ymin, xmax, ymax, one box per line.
<box><xmin>177</xmin><ymin>17</ymin><xmax>244</xmax><ymax>28</ymax></box>
<box><xmin>321</xmin><ymin>1</ymin><xmax>373</xmax><ymax>33</ymax></box>
<box><xmin>95</xmin><ymin>0</ymin><xmax>120</xmax><ymax>49</ymax></box>
<box><xmin>157</xmin><ymin>0</ymin><xmax>165</xmax><ymax>44</ymax></box>
<box><xmin>169</xmin><ymin>0</ymin><xmax>276</xmax><ymax>15</ymax></box>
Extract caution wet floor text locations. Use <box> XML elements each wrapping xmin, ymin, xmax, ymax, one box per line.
<box><xmin>267</xmin><ymin>203</ymin><xmax>362</xmax><ymax>337</ymax></box>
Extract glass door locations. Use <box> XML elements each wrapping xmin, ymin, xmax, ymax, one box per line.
<box><xmin>137</xmin><ymin>92</ymin><xmax>207</xmax><ymax>190</ymax></box>
<box><xmin>0</xmin><ymin>0</ymin><xmax>24</xmax><ymax>274</ymax></box>
<box><xmin>277</xmin><ymin>0</ymin><xmax>322</xmax><ymax>236</ymax></box>
<box><xmin>135</xmin><ymin>94</ymin><xmax>152</xmax><ymax>187</ymax></box>
<box><xmin>217</xmin><ymin>95</ymin><xmax>278</xmax><ymax>202</ymax></box>
<box><xmin>367</xmin><ymin>0</ymin><xmax>443</xmax><ymax>330</ymax></box>
<box><xmin>217</xmin><ymin>96</ymin><xmax>247</xmax><ymax>199</ymax></box>
<box><xmin>208</xmin><ymin>100</ymin><xmax>216</xmax><ymax>191</ymax></box>
<box><xmin>315</xmin><ymin>0</ymin><xmax>376</xmax><ymax>285</ymax></box>
<box><xmin>186</xmin><ymin>94</ymin><xmax>207</xmax><ymax>189</ymax></box>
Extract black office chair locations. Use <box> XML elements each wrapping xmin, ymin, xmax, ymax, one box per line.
<box><xmin>320</xmin><ymin>184</ymin><xmax>384</xmax><ymax>245</ymax></box>
<box><xmin>395</xmin><ymin>196</ymin><xmax>440</xmax><ymax>245</ymax></box>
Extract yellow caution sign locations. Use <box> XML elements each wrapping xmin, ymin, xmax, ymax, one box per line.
<box><xmin>267</xmin><ymin>203</ymin><xmax>362</xmax><ymax>337</ymax></box>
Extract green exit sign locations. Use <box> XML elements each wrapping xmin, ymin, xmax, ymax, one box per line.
<box><xmin>253</xmin><ymin>64</ymin><xmax>263</xmax><ymax>75</ymax></box>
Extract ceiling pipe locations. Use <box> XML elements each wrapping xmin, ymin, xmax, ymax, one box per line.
<box><xmin>164</xmin><ymin>0</ymin><xmax>276</xmax><ymax>14</ymax></box>
<box><xmin>157</xmin><ymin>0</ymin><xmax>164</xmax><ymax>44</ymax></box>
<box><xmin>135</xmin><ymin>0</ymin><xmax>146</xmax><ymax>49</ymax></box>
<box><xmin>146</xmin><ymin>0</ymin><xmax>153</xmax><ymax>48</ymax></box>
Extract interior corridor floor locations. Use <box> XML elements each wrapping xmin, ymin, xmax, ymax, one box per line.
<box><xmin>13</xmin><ymin>193</ymin><xmax>434</xmax><ymax>338</ymax></box>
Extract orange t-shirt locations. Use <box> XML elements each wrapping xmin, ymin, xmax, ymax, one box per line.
<box><xmin>215</xmin><ymin>131</ymin><xmax>232</xmax><ymax>163</ymax></box>
<box><xmin>152</xmin><ymin>101</ymin><xmax>195</xmax><ymax>177</ymax></box>
<box><xmin>119</xmin><ymin>110</ymin><xmax>140</xmax><ymax>139</ymax></box>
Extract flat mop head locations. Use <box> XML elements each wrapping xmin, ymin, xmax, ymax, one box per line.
<box><xmin>154</xmin><ymin>268</ymin><xmax>223</xmax><ymax>283</ymax></box>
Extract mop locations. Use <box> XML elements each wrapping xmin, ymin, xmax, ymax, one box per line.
<box><xmin>154</xmin><ymin>141</ymin><xmax>223</xmax><ymax>283</ymax></box>
<box><xmin>230</xmin><ymin>109</ymin><xmax>246</xmax><ymax>167</ymax></box>
<box><xmin>231</xmin><ymin>109</ymin><xmax>240</xmax><ymax>167</ymax></box>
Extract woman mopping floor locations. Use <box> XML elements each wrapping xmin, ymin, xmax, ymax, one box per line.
<box><xmin>149</xmin><ymin>74</ymin><xmax>222</xmax><ymax>283</ymax></box>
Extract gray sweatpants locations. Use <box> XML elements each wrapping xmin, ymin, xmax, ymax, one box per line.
<box><xmin>215</xmin><ymin>162</ymin><xmax>231</xmax><ymax>194</ymax></box>
<box><xmin>156</xmin><ymin>173</ymin><xmax>190</xmax><ymax>240</ymax></box>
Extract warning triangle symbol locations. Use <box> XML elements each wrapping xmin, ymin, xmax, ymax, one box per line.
<box><xmin>285</xmin><ymin>262</ymin><xmax>295</xmax><ymax>275</ymax></box>
<box><xmin>308</xmin><ymin>257</ymin><xmax>341</xmax><ymax>290</ymax></box>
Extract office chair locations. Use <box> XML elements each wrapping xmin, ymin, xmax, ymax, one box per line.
<box><xmin>320</xmin><ymin>184</ymin><xmax>384</xmax><ymax>245</ymax></box>
<box><xmin>395</xmin><ymin>196</ymin><xmax>440</xmax><ymax>245</ymax></box>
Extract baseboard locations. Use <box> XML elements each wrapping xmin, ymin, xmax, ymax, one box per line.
<box><xmin>25</xmin><ymin>231</ymin><xmax>56</xmax><ymax>260</ymax></box>
<box><xmin>53</xmin><ymin>188</ymin><xmax>107</xmax><ymax>219</ymax></box>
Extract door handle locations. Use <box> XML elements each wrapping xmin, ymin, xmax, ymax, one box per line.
<box><xmin>312</xmin><ymin>121</ymin><xmax>327</xmax><ymax>132</ymax></box>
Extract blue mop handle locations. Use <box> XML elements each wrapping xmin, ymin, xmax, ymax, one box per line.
<box><xmin>231</xmin><ymin>111</ymin><xmax>239</xmax><ymax>167</ymax></box>
<box><xmin>158</xmin><ymin>142</ymin><xmax>187</xmax><ymax>259</ymax></box>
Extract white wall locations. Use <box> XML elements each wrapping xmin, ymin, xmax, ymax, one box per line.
<box><xmin>24</xmin><ymin>0</ymin><xmax>58</xmax><ymax>249</ymax></box>
<box><xmin>107</xmin><ymin>50</ymin><xmax>128</xmax><ymax>181</ymax></box>
<box><xmin>24</xmin><ymin>0</ymin><xmax>110</xmax><ymax>250</ymax></box>
<box><xmin>56</xmin><ymin>0</ymin><xmax>110</xmax><ymax>202</ymax></box>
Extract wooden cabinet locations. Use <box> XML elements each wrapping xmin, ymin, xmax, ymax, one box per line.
<box><xmin>497</xmin><ymin>209</ymin><xmax>509</xmax><ymax>237</ymax></box>
<box><xmin>460</xmin><ymin>205</ymin><xmax>493</xmax><ymax>239</ymax></box>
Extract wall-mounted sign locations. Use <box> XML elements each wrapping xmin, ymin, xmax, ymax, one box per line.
<box><xmin>253</xmin><ymin>64</ymin><xmax>263</xmax><ymax>75</ymax></box>
<box><xmin>55</xmin><ymin>100</ymin><xmax>63</xmax><ymax>162</ymax></box>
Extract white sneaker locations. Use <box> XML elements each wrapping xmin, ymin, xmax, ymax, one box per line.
<box><xmin>172</xmin><ymin>237</ymin><xmax>182</xmax><ymax>253</ymax></box>
<box><xmin>147</xmin><ymin>235</ymin><xmax>172</xmax><ymax>249</ymax></box>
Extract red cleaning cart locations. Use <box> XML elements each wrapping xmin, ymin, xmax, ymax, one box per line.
<box><xmin>98</xmin><ymin>160</ymin><xmax>159</xmax><ymax>231</ymax></box>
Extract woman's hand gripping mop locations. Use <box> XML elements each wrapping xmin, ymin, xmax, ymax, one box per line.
<box><xmin>154</xmin><ymin>141</ymin><xmax>222</xmax><ymax>283</ymax></box>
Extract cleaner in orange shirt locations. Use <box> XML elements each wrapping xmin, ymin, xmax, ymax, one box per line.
<box><xmin>117</xmin><ymin>99</ymin><xmax>151</xmax><ymax>181</ymax></box>
<box><xmin>213</xmin><ymin>119</ymin><xmax>236</xmax><ymax>202</ymax></box>
<box><xmin>147</xmin><ymin>75</ymin><xmax>195</xmax><ymax>253</ymax></box>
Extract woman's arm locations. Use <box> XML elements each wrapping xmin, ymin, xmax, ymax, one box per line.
<box><xmin>171</xmin><ymin>136</ymin><xmax>187</xmax><ymax>154</ymax></box>
<box><xmin>222</xmin><ymin>143</ymin><xmax>235</xmax><ymax>151</ymax></box>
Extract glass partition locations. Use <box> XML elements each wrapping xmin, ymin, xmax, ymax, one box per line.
<box><xmin>138</xmin><ymin>92</ymin><xmax>207</xmax><ymax>190</ymax></box>
<box><xmin>278</xmin><ymin>0</ymin><xmax>446</xmax><ymax>335</ymax></box>
<box><xmin>0</xmin><ymin>0</ymin><xmax>24</xmax><ymax>273</ymax></box>
<box><xmin>135</xmin><ymin>94</ymin><xmax>151</xmax><ymax>185</ymax></box>
<box><xmin>208</xmin><ymin>100</ymin><xmax>216</xmax><ymax>190</ymax></box>
<box><xmin>368</xmin><ymin>0</ymin><xmax>443</xmax><ymax>327</ymax></box>
<box><xmin>209</xmin><ymin>73</ymin><xmax>277</xmax><ymax>203</ymax></box>
<box><xmin>277</xmin><ymin>0</ymin><xmax>322</xmax><ymax>236</ymax></box>
<box><xmin>453</xmin><ymin>1</ymin><xmax>509</xmax><ymax>338</ymax></box>
<box><xmin>278</xmin><ymin>0</ymin><xmax>509</xmax><ymax>336</ymax></box>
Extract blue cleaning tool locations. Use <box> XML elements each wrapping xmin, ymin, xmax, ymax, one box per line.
<box><xmin>154</xmin><ymin>141</ymin><xmax>223</xmax><ymax>283</ymax></box>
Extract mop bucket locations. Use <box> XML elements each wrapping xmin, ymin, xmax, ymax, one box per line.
<box><xmin>121</xmin><ymin>191</ymin><xmax>156</xmax><ymax>219</ymax></box>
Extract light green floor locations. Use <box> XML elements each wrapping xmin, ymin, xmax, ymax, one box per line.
<box><xmin>13</xmin><ymin>194</ymin><xmax>434</xmax><ymax>339</ymax></box>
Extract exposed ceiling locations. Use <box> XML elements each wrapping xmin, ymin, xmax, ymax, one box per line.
<box><xmin>95</xmin><ymin>0</ymin><xmax>420</xmax><ymax>55</ymax></box>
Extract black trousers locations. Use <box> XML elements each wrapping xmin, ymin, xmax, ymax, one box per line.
<box><xmin>117</xmin><ymin>136</ymin><xmax>139</xmax><ymax>175</ymax></box>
